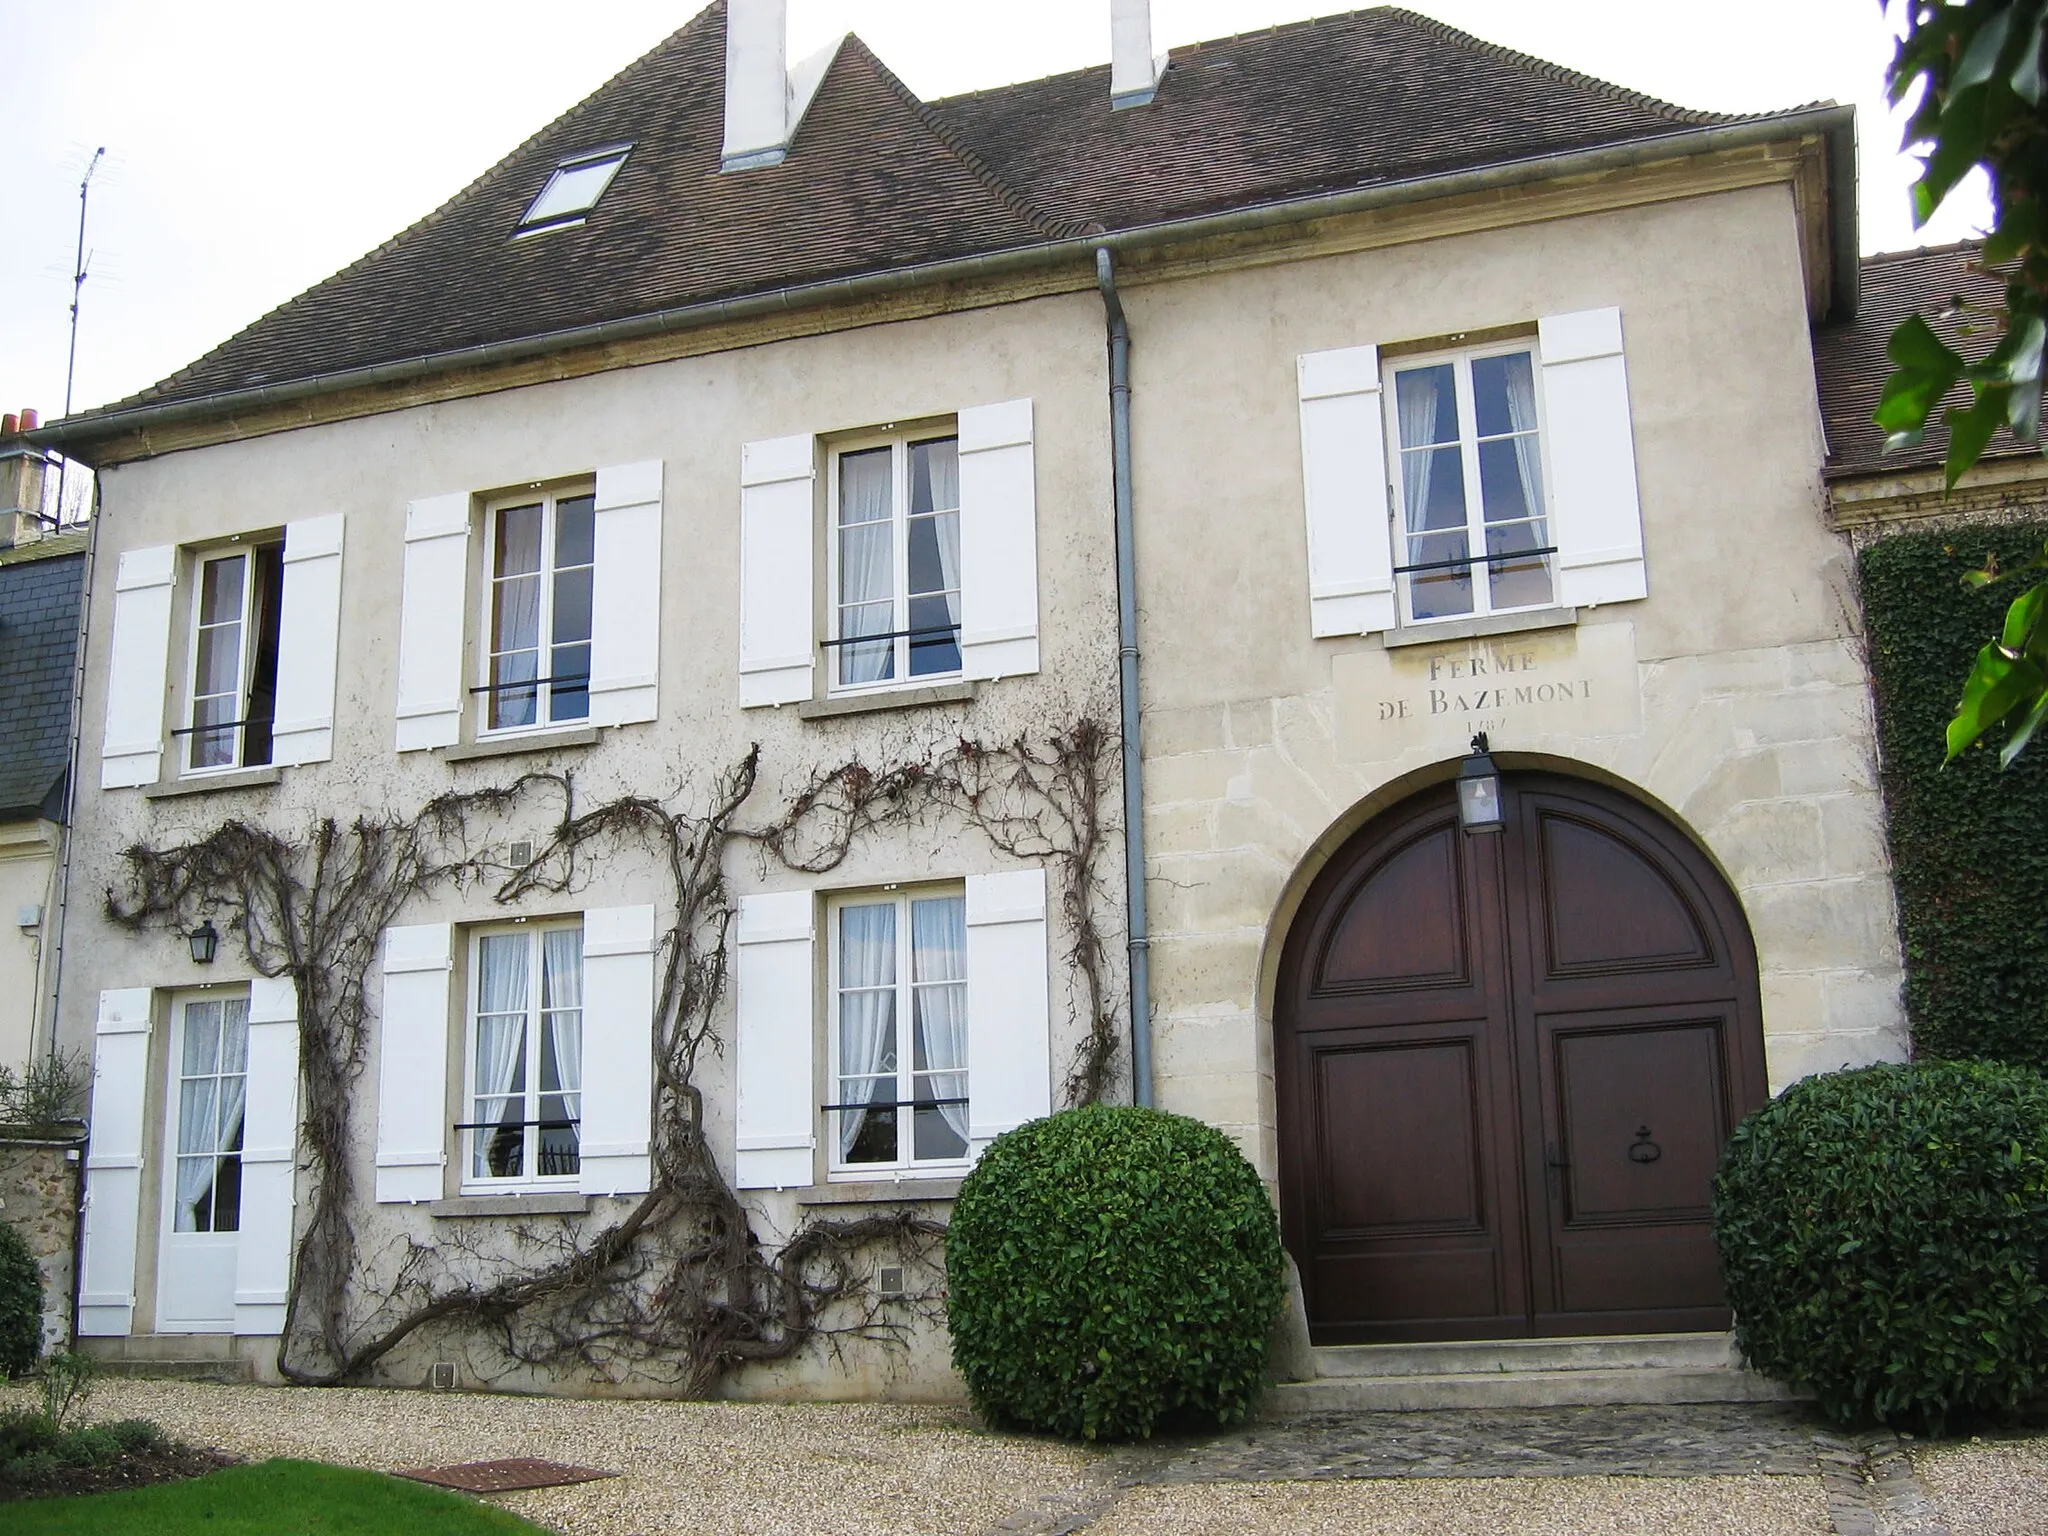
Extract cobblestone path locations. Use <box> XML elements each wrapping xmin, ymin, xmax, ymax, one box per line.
<box><xmin>984</xmin><ymin>1403</ymin><xmax>1959</xmax><ymax>1536</ymax></box>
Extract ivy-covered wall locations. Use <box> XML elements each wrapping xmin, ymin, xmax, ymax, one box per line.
<box><xmin>1860</xmin><ymin>523</ymin><xmax>2048</xmax><ymax>1069</ymax></box>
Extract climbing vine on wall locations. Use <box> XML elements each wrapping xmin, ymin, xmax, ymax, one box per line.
<box><xmin>1860</xmin><ymin>524</ymin><xmax>2048</xmax><ymax>1070</ymax></box>
<box><xmin>103</xmin><ymin>718</ymin><xmax>1121</xmax><ymax>1390</ymax></box>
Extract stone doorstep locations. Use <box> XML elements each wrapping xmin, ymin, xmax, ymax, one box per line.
<box><xmin>1311</xmin><ymin>1330</ymin><xmax>1741</xmax><ymax>1379</ymax></box>
<box><xmin>91</xmin><ymin>1358</ymin><xmax>254</xmax><ymax>1384</ymax></box>
<box><xmin>1266</xmin><ymin>1366</ymin><xmax>1798</xmax><ymax>1415</ymax></box>
<box><xmin>1264</xmin><ymin>1333</ymin><xmax>1797</xmax><ymax>1415</ymax></box>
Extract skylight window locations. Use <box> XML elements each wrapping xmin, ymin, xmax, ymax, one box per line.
<box><xmin>517</xmin><ymin>145</ymin><xmax>631</xmax><ymax>235</ymax></box>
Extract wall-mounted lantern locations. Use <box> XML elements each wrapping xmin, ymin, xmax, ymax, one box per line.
<box><xmin>187</xmin><ymin>919</ymin><xmax>220</xmax><ymax>965</ymax></box>
<box><xmin>1456</xmin><ymin>734</ymin><xmax>1504</xmax><ymax>833</ymax></box>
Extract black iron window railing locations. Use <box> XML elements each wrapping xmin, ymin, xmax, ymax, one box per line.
<box><xmin>819</xmin><ymin>1096</ymin><xmax>968</xmax><ymax>1113</ymax></box>
<box><xmin>468</xmin><ymin>675</ymin><xmax>590</xmax><ymax>696</ymax></box>
<box><xmin>456</xmin><ymin>1117</ymin><xmax>582</xmax><ymax>1179</ymax></box>
<box><xmin>820</xmin><ymin>624</ymin><xmax>962</xmax><ymax>652</ymax></box>
<box><xmin>171</xmin><ymin>713</ymin><xmax>274</xmax><ymax>738</ymax></box>
<box><xmin>1393</xmin><ymin>544</ymin><xmax>1558</xmax><ymax>578</ymax></box>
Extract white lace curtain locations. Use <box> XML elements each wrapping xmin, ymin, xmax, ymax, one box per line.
<box><xmin>838</xmin><ymin>450</ymin><xmax>895</xmax><ymax>686</ymax></box>
<box><xmin>911</xmin><ymin>896</ymin><xmax>968</xmax><ymax>1143</ymax></box>
<box><xmin>837</xmin><ymin>903</ymin><xmax>897</xmax><ymax>1158</ymax></box>
<box><xmin>175</xmin><ymin>997</ymin><xmax>247</xmax><ymax>1232</ymax></box>
<box><xmin>475</xmin><ymin>933</ymin><xmax>529</xmax><ymax>1173</ymax></box>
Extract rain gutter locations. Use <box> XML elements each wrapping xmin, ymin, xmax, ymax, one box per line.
<box><xmin>33</xmin><ymin>106</ymin><xmax>1858</xmax><ymax>462</ymax></box>
<box><xmin>1094</xmin><ymin>248</ymin><xmax>1153</xmax><ymax>1108</ymax></box>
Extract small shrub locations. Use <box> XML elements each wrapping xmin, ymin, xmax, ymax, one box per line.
<box><xmin>1714</xmin><ymin>1060</ymin><xmax>2048</xmax><ymax>1430</ymax></box>
<box><xmin>0</xmin><ymin>1408</ymin><xmax>177</xmax><ymax>1492</ymax></box>
<box><xmin>38</xmin><ymin>1349</ymin><xmax>97</xmax><ymax>1428</ymax></box>
<box><xmin>945</xmin><ymin>1104</ymin><xmax>1284</xmax><ymax>1441</ymax></box>
<box><xmin>0</xmin><ymin>1221</ymin><xmax>42</xmax><ymax>1379</ymax></box>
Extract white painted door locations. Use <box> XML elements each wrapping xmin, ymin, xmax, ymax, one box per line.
<box><xmin>157</xmin><ymin>993</ymin><xmax>248</xmax><ymax>1332</ymax></box>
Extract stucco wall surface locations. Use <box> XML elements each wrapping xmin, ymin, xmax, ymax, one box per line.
<box><xmin>1120</xmin><ymin>183</ymin><xmax>1907</xmax><ymax>1179</ymax></box>
<box><xmin>57</xmin><ymin>292</ymin><xmax>1123</xmax><ymax>1401</ymax></box>
<box><xmin>0</xmin><ymin>826</ymin><xmax>57</xmax><ymax>1069</ymax></box>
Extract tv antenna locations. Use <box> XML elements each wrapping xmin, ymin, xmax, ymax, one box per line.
<box><xmin>53</xmin><ymin>145</ymin><xmax>105</xmax><ymax>527</ymax></box>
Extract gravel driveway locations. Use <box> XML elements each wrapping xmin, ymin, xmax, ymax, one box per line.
<box><xmin>5</xmin><ymin>1379</ymin><xmax>1098</xmax><ymax>1536</ymax></box>
<box><xmin>12</xmin><ymin>1379</ymin><xmax>2048</xmax><ymax>1534</ymax></box>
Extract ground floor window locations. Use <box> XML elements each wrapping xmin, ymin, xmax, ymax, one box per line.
<box><xmin>171</xmin><ymin>993</ymin><xmax>248</xmax><ymax>1232</ymax></box>
<box><xmin>466</xmin><ymin>922</ymin><xmax>583</xmax><ymax>1185</ymax></box>
<box><xmin>829</xmin><ymin>888</ymin><xmax>968</xmax><ymax>1172</ymax></box>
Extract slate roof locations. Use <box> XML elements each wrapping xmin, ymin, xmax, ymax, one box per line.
<box><xmin>1810</xmin><ymin>241</ymin><xmax>2038</xmax><ymax>482</ymax></box>
<box><xmin>0</xmin><ymin>532</ymin><xmax>85</xmax><ymax>823</ymax></box>
<box><xmin>84</xmin><ymin>4</ymin><xmax>1803</xmax><ymax>422</ymax></box>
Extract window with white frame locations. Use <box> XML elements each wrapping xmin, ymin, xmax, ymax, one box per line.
<box><xmin>183</xmin><ymin>544</ymin><xmax>284</xmax><ymax>772</ymax></box>
<box><xmin>481</xmin><ymin>489</ymin><xmax>595</xmax><ymax>732</ymax></box>
<box><xmin>170</xmin><ymin>991</ymin><xmax>248</xmax><ymax>1232</ymax></box>
<box><xmin>465</xmin><ymin>922</ymin><xmax>583</xmax><ymax>1186</ymax></box>
<box><xmin>829</xmin><ymin>434</ymin><xmax>962</xmax><ymax>691</ymax></box>
<box><xmin>828</xmin><ymin>888</ymin><xmax>969</xmax><ymax>1171</ymax></box>
<box><xmin>517</xmin><ymin>145</ymin><xmax>631</xmax><ymax>237</ymax></box>
<box><xmin>1387</xmin><ymin>346</ymin><xmax>1554</xmax><ymax>624</ymax></box>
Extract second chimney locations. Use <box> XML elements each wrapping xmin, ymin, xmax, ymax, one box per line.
<box><xmin>1111</xmin><ymin>0</ymin><xmax>1165</xmax><ymax>109</ymax></box>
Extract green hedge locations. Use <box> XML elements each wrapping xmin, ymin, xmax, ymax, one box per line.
<box><xmin>1859</xmin><ymin>524</ymin><xmax>2048</xmax><ymax>1067</ymax></box>
<box><xmin>945</xmin><ymin>1105</ymin><xmax>1284</xmax><ymax>1441</ymax></box>
<box><xmin>1714</xmin><ymin>1060</ymin><xmax>2048</xmax><ymax>1429</ymax></box>
<box><xmin>0</xmin><ymin>1221</ymin><xmax>41</xmax><ymax>1379</ymax></box>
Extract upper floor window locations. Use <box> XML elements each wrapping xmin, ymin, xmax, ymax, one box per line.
<box><xmin>466</xmin><ymin>922</ymin><xmax>583</xmax><ymax>1188</ymax></box>
<box><xmin>830</xmin><ymin>434</ymin><xmax>962</xmax><ymax>691</ymax></box>
<box><xmin>482</xmin><ymin>489</ymin><xmax>594</xmax><ymax>733</ymax></box>
<box><xmin>517</xmin><ymin>145</ymin><xmax>630</xmax><ymax>236</ymax></box>
<box><xmin>185</xmin><ymin>543</ymin><xmax>283</xmax><ymax>772</ymax></box>
<box><xmin>829</xmin><ymin>888</ymin><xmax>969</xmax><ymax>1172</ymax></box>
<box><xmin>1389</xmin><ymin>347</ymin><xmax>1553</xmax><ymax>625</ymax></box>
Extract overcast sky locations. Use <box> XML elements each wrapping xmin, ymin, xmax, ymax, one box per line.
<box><xmin>0</xmin><ymin>0</ymin><xmax>1994</xmax><ymax>424</ymax></box>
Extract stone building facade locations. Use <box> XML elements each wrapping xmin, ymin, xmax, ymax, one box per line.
<box><xmin>36</xmin><ymin>1</ymin><xmax>1905</xmax><ymax>1396</ymax></box>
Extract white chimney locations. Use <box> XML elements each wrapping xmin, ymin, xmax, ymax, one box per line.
<box><xmin>721</xmin><ymin>0</ymin><xmax>842</xmax><ymax>171</ymax></box>
<box><xmin>1110</xmin><ymin>0</ymin><xmax>1165</xmax><ymax>109</ymax></box>
<box><xmin>723</xmin><ymin>0</ymin><xmax>791</xmax><ymax>170</ymax></box>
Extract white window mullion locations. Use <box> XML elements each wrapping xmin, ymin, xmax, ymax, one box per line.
<box><xmin>893</xmin><ymin>442</ymin><xmax>911</xmax><ymax>684</ymax></box>
<box><xmin>1452</xmin><ymin>360</ymin><xmax>1491</xmax><ymax>618</ymax></box>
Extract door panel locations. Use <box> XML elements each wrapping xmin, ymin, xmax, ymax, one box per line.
<box><xmin>1278</xmin><ymin>772</ymin><xmax>1768</xmax><ymax>1344</ymax></box>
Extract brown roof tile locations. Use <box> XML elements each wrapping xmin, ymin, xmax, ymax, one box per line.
<box><xmin>1813</xmin><ymin>240</ymin><xmax>2043</xmax><ymax>482</ymax></box>
<box><xmin>99</xmin><ymin>3</ymin><xmax>1802</xmax><ymax>418</ymax></box>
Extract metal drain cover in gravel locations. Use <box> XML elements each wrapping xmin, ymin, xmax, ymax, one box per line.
<box><xmin>398</xmin><ymin>1457</ymin><xmax>618</xmax><ymax>1493</ymax></box>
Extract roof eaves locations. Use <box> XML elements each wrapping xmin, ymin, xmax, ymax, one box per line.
<box><xmin>37</xmin><ymin>105</ymin><xmax>1852</xmax><ymax>461</ymax></box>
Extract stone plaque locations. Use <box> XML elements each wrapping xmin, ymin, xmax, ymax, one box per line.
<box><xmin>1333</xmin><ymin>621</ymin><xmax>1642</xmax><ymax>762</ymax></box>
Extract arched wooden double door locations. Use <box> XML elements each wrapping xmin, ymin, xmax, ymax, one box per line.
<box><xmin>1276</xmin><ymin>772</ymin><xmax>1768</xmax><ymax>1344</ymax></box>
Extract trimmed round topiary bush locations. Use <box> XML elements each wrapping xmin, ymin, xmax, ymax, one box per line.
<box><xmin>0</xmin><ymin>1220</ymin><xmax>42</xmax><ymax>1379</ymax></box>
<box><xmin>945</xmin><ymin>1104</ymin><xmax>1284</xmax><ymax>1441</ymax></box>
<box><xmin>1714</xmin><ymin>1060</ymin><xmax>2048</xmax><ymax>1430</ymax></box>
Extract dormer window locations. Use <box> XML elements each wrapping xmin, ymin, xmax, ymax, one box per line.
<box><xmin>517</xmin><ymin>145</ymin><xmax>630</xmax><ymax>236</ymax></box>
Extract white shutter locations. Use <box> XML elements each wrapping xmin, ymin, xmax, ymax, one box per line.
<box><xmin>1539</xmin><ymin>307</ymin><xmax>1648</xmax><ymax>607</ymax></box>
<box><xmin>374</xmin><ymin>922</ymin><xmax>452</xmax><ymax>1202</ymax></box>
<box><xmin>236</xmin><ymin>975</ymin><xmax>300</xmax><ymax>1335</ymax></box>
<box><xmin>588</xmin><ymin>462</ymin><xmax>663</xmax><ymax>728</ymax></box>
<box><xmin>734</xmin><ymin>890</ymin><xmax>815</xmax><ymax>1188</ymax></box>
<box><xmin>99</xmin><ymin>545</ymin><xmax>176</xmax><ymax>789</ymax></box>
<box><xmin>394</xmin><ymin>493</ymin><xmax>470</xmax><ymax>751</ymax></box>
<box><xmin>579</xmin><ymin>905</ymin><xmax>655</xmax><ymax>1195</ymax></box>
<box><xmin>965</xmin><ymin>867</ymin><xmax>1052</xmax><ymax>1158</ymax></box>
<box><xmin>271</xmin><ymin>514</ymin><xmax>346</xmax><ymax>766</ymax></box>
<box><xmin>1297</xmin><ymin>346</ymin><xmax>1396</xmax><ymax>638</ymax></box>
<box><xmin>738</xmin><ymin>435</ymin><xmax>816</xmax><ymax>708</ymax></box>
<box><xmin>78</xmin><ymin>987</ymin><xmax>152</xmax><ymax>1336</ymax></box>
<box><xmin>957</xmin><ymin>398</ymin><xmax>1040</xmax><ymax>679</ymax></box>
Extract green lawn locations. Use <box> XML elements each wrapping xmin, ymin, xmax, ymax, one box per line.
<box><xmin>4</xmin><ymin>1458</ymin><xmax>553</xmax><ymax>1534</ymax></box>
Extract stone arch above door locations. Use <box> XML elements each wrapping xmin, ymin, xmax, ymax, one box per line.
<box><xmin>1273</xmin><ymin>768</ymin><xmax>1768</xmax><ymax>1345</ymax></box>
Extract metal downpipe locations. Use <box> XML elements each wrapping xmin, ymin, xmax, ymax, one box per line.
<box><xmin>1095</xmin><ymin>248</ymin><xmax>1154</xmax><ymax>1109</ymax></box>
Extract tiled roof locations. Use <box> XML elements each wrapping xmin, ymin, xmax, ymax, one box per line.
<box><xmin>1812</xmin><ymin>240</ymin><xmax>2041</xmax><ymax>482</ymax></box>
<box><xmin>98</xmin><ymin>4</ymin><xmax>1788</xmax><ymax>418</ymax></box>
<box><xmin>0</xmin><ymin>533</ymin><xmax>85</xmax><ymax>823</ymax></box>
